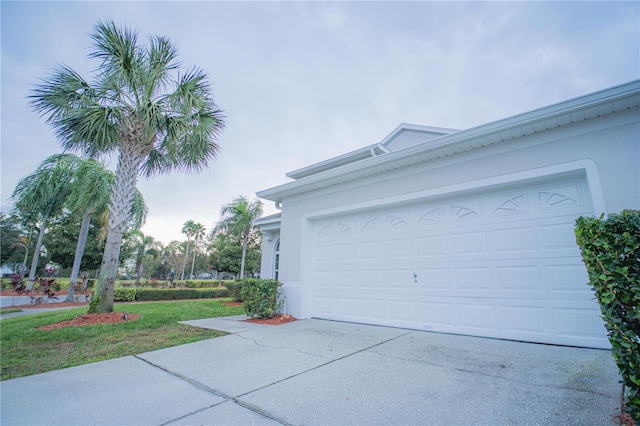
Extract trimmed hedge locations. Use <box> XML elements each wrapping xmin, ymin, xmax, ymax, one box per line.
<box><xmin>113</xmin><ymin>287</ymin><xmax>230</xmax><ymax>302</ymax></box>
<box><xmin>240</xmin><ymin>278</ymin><xmax>283</xmax><ymax>319</ymax></box>
<box><xmin>114</xmin><ymin>287</ymin><xmax>136</xmax><ymax>302</ymax></box>
<box><xmin>133</xmin><ymin>288</ymin><xmax>230</xmax><ymax>301</ymax></box>
<box><xmin>575</xmin><ymin>209</ymin><xmax>640</xmax><ymax>420</ymax></box>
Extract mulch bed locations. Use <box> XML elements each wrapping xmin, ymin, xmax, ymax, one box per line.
<box><xmin>37</xmin><ymin>312</ymin><xmax>141</xmax><ymax>330</ymax></box>
<box><xmin>243</xmin><ymin>314</ymin><xmax>297</xmax><ymax>325</ymax></box>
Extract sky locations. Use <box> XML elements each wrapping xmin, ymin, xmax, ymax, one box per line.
<box><xmin>1</xmin><ymin>1</ymin><xmax>639</xmax><ymax>245</ymax></box>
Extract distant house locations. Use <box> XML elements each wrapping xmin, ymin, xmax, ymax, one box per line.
<box><xmin>1</xmin><ymin>265</ymin><xmax>14</xmax><ymax>278</ymax></box>
<box><xmin>255</xmin><ymin>80</ymin><xmax>640</xmax><ymax>349</ymax></box>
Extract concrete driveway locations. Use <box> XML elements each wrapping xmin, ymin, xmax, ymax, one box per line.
<box><xmin>1</xmin><ymin>317</ymin><xmax>621</xmax><ymax>425</ymax></box>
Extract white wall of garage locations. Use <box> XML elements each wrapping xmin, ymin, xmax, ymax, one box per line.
<box><xmin>258</xmin><ymin>82</ymin><xmax>639</xmax><ymax>348</ymax></box>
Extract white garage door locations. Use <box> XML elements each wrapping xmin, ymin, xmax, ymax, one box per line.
<box><xmin>309</xmin><ymin>176</ymin><xmax>608</xmax><ymax>348</ymax></box>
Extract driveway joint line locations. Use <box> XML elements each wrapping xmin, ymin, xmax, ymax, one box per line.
<box><xmin>235</xmin><ymin>329</ymin><xmax>414</xmax><ymax>399</ymax></box>
<box><xmin>134</xmin><ymin>355</ymin><xmax>292</xmax><ymax>426</ymax></box>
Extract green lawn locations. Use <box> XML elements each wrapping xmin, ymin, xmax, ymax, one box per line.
<box><xmin>0</xmin><ymin>299</ymin><xmax>244</xmax><ymax>380</ymax></box>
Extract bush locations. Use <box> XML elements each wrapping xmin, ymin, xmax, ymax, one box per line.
<box><xmin>575</xmin><ymin>209</ymin><xmax>640</xmax><ymax>420</ymax></box>
<box><xmin>133</xmin><ymin>288</ymin><xmax>229</xmax><ymax>301</ymax></box>
<box><xmin>29</xmin><ymin>278</ymin><xmax>59</xmax><ymax>305</ymax></box>
<box><xmin>224</xmin><ymin>281</ymin><xmax>246</xmax><ymax>302</ymax></box>
<box><xmin>183</xmin><ymin>280</ymin><xmax>216</xmax><ymax>288</ymax></box>
<box><xmin>240</xmin><ymin>278</ymin><xmax>283</xmax><ymax>319</ymax></box>
<box><xmin>114</xmin><ymin>287</ymin><xmax>136</xmax><ymax>302</ymax></box>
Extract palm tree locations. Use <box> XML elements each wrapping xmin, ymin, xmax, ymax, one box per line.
<box><xmin>11</xmin><ymin>155</ymin><xmax>75</xmax><ymax>289</ymax></box>
<box><xmin>180</xmin><ymin>219</ymin><xmax>197</xmax><ymax>280</ymax></box>
<box><xmin>64</xmin><ymin>156</ymin><xmax>148</xmax><ymax>301</ymax></box>
<box><xmin>29</xmin><ymin>21</ymin><xmax>225</xmax><ymax>313</ymax></box>
<box><xmin>214</xmin><ymin>196</ymin><xmax>263</xmax><ymax>279</ymax></box>
<box><xmin>189</xmin><ymin>222</ymin><xmax>206</xmax><ymax>279</ymax></box>
<box><xmin>130</xmin><ymin>231</ymin><xmax>159</xmax><ymax>285</ymax></box>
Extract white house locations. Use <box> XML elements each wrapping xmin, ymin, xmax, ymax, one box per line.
<box><xmin>255</xmin><ymin>80</ymin><xmax>640</xmax><ymax>349</ymax></box>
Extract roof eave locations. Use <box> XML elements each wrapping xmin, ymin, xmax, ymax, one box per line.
<box><xmin>257</xmin><ymin>80</ymin><xmax>640</xmax><ymax>203</ymax></box>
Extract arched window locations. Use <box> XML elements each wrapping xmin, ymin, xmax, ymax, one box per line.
<box><xmin>273</xmin><ymin>239</ymin><xmax>280</xmax><ymax>280</ymax></box>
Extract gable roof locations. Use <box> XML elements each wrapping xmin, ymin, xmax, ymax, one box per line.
<box><xmin>286</xmin><ymin>124</ymin><xmax>457</xmax><ymax>180</ymax></box>
<box><xmin>258</xmin><ymin>80</ymin><xmax>640</xmax><ymax>204</ymax></box>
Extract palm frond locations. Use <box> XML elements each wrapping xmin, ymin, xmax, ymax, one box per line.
<box><xmin>66</xmin><ymin>158</ymin><xmax>113</xmax><ymax>216</ymax></box>
<box><xmin>89</xmin><ymin>21</ymin><xmax>141</xmax><ymax>91</ymax></box>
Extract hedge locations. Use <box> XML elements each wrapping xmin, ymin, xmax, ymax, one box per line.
<box><xmin>133</xmin><ymin>288</ymin><xmax>230</xmax><ymax>301</ymax></box>
<box><xmin>114</xmin><ymin>287</ymin><xmax>136</xmax><ymax>301</ymax></box>
<box><xmin>113</xmin><ymin>287</ymin><xmax>230</xmax><ymax>302</ymax></box>
<box><xmin>240</xmin><ymin>278</ymin><xmax>283</xmax><ymax>319</ymax></box>
<box><xmin>575</xmin><ymin>209</ymin><xmax>640</xmax><ymax>420</ymax></box>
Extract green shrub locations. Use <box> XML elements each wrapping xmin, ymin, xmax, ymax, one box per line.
<box><xmin>114</xmin><ymin>287</ymin><xmax>136</xmax><ymax>302</ymax></box>
<box><xmin>179</xmin><ymin>280</ymin><xmax>220</xmax><ymax>288</ymax></box>
<box><xmin>240</xmin><ymin>278</ymin><xmax>283</xmax><ymax>319</ymax></box>
<box><xmin>133</xmin><ymin>288</ymin><xmax>229</xmax><ymax>301</ymax></box>
<box><xmin>86</xmin><ymin>279</ymin><xmax>96</xmax><ymax>289</ymax></box>
<box><xmin>224</xmin><ymin>281</ymin><xmax>246</xmax><ymax>302</ymax></box>
<box><xmin>575</xmin><ymin>209</ymin><xmax>640</xmax><ymax>421</ymax></box>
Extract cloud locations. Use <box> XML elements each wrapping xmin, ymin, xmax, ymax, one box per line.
<box><xmin>2</xmin><ymin>1</ymin><xmax>638</xmax><ymax>244</ymax></box>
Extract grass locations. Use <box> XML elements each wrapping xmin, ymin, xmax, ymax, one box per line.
<box><xmin>0</xmin><ymin>299</ymin><xmax>244</xmax><ymax>380</ymax></box>
<box><xmin>0</xmin><ymin>308</ymin><xmax>23</xmax><ymax>314</ymax></box>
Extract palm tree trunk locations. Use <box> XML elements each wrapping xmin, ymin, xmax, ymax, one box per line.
<box><xmin>65</xmin><ymin>214</ymin><xmax>91</xmax><ymax>302</ymax></box>
<box><xmin>189</xmin><ymin>238</ymin><xmax>198</xmax><ymax>279</ymax></box>
<box><xmin>90</xmin><ymin>144</ymin><xmax>143</xmax><ymax>313</ymax></box>
<box><xmin>21</xmin><ymin>226</ymin><xmax>34</xmax><ymax>278</ymax></box>
<box><xmin>180</xmin><ymin>239</ymin><xmax>191</xmax><ymax>280</ymax></box>
<box><xmin>240</xmin><ymin>237</ymin><xmax>247</xmax><ymax>279</ymax></box>
<box><xmin>135</xmin><ymin>258</ymin><xmax>143</xmax><ymax>285</ymax></box>
<box><xmin>27</xmin><ymin>215</ymin><xmax>49</xmax><ymax>290</ymax></box>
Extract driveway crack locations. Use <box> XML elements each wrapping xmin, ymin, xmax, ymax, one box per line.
<box><xmin>234</xmin><ymin>333</ymin><xmax>333</xmax><ymax>361</ymax></box>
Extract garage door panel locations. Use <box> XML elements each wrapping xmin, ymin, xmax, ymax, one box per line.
<box><xmin>420</xmin><ymin>301</ymin><xmax>455</xmax><ymax>326</ymax></box>
<box><xmin>335</xmin><ymin>271</ymin><xmax>358</xmax><ymax>288</ymax></box>
<box><xmin>361</xmin><ymin>299</ymin><xmax>385</xmax><ymax>319</ymax></box>
<box><xmin>452</xmin><ymin>267</ymin><xmax>493</xmax><ymax>291</ymax></box>
<box><xmin>492</xmin><ymin>227</ymin><xmax>536</xmax><ymax>252</ymax></box>
<box><xmin>359</xmin><ymin>270</ymin><xmax>385</xmax><ymax>288</ymax></box>
<box><xmin>537</xmin><ymin>222</ymin><xmax>582</xmax><ymax>249</ymax></box>
<box><xmin>309</xmin><ymin>176</ymin><xmax>608</xmax><ymax>348</ymax></box>
<box><xmin>312</xmin><ymin>296</ymin><xmax>333</xmax><ymax>315</ymax></box>
<box><xmin>450</xmin><ymin>231</ymin><xmax>488</xmax><ymax>254</ymax></box>
<box><xmin>552</xmin><ymin>307</ymin><xmax>607</xmax><ymax>340</ymax></box>
<box><xmin>387</xmin><ymin>301</ymin><xmax>416</xmax><ymax>322</ymax></box>
<box><xmin>384</xmin><ymin>238</ymin><xmax>413</xmax><ymax>257</ymax></box>
<box><xmin>493</xmin><ymin>265</ymin><xmax>542</xmax><ymax>292</ymax></box>
<box><xmin>456</xmin><ymin>303</ymin><xmax>497</xmax><ymax>330</ymax></box>
<box><xmin>415</xmin><ymin>267</ymin><xmax>451</xmax><ymax>289</ymax></box>
<box><xmin>415</xmin><ymin>235</ymin><xmax>447</xmax><ymax>256</ymax></box>
<box><xmin>358</xmin><ymin>241</ymin><xmax>383</xmax><ymax>259</ymax></box>
<box><xmin>500</xmin><ymin>305</ymin><xmax>550</xmax><ymax>334</ymax></box>
<box><xmin>335</xmin><ymin>298</ymin><xmax>359</xmax><ymax>316</ymax></box>
<box><xmin>385</xmin><ymin>269</ymin><xmax>415</xmax><ymax>288</ymax></box>
<box><xmin>334</xmin><ymin>243</ymin><xmax>357</xmax><ymax>260</ymax></box>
